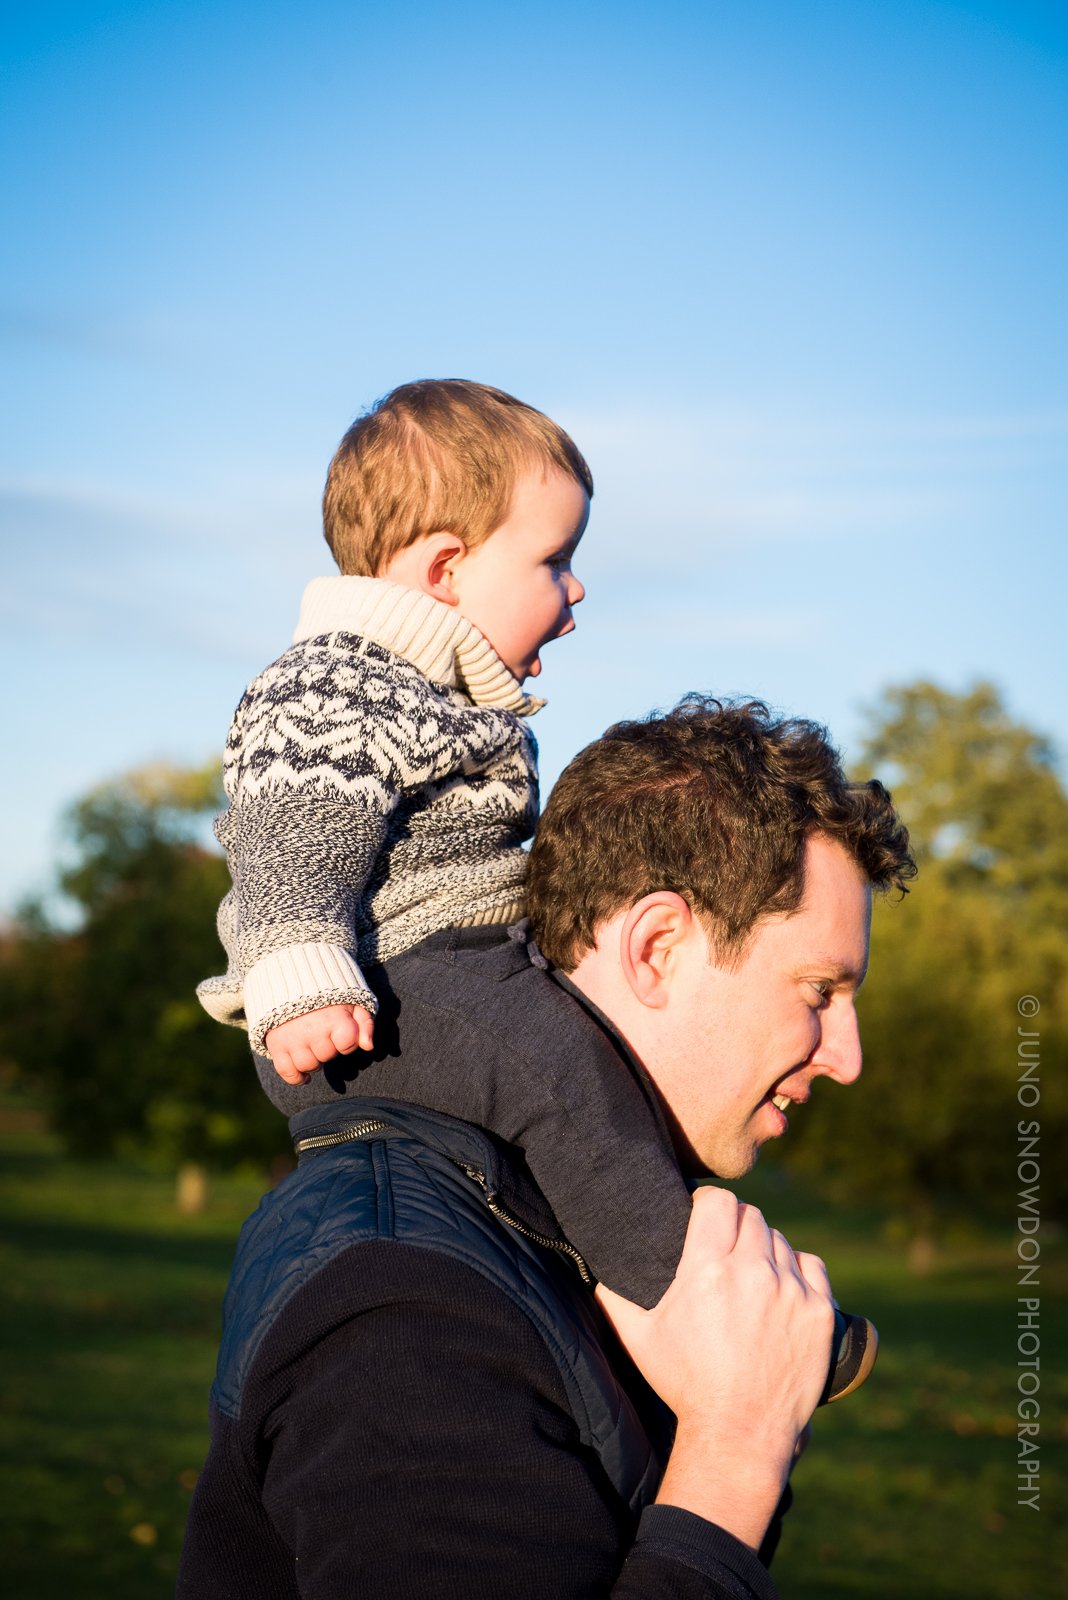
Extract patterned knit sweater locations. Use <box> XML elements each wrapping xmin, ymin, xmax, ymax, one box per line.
<box><xmin>197</xmin><ymin>578</ymin><xmax>543</xmax><ymax>1054</ymax></box>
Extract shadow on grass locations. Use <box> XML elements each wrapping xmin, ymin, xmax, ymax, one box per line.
<box><xmin>4</xmin><ymin>1212</ymin><xmax>245</xmax><ymax>1273</ymax></box>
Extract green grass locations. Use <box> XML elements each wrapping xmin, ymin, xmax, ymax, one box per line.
<box><xmin>1</xmin><ymin>1105</ymin><xmax>1065</xmax><ymax>1598</ymax></box>
<box><xmin>0</xmin><ymin>1104</ymin><xmax>266</xmax><ymax>1598</ymax></box>
<box><xmin>732</xmin><ymin>1165</ymin><xmax>1068</xmax><ymax>1599</ymax></box>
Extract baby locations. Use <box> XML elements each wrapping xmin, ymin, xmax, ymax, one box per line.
<box><xmin>199</xmin><ymin>378</ymin><xmax>691</xmax><ymax>1305</ymax></box>
<box><xmin>198</xmin><ymin>378</ymin><xmax>589</xmax><ymax>1076</ymax></box>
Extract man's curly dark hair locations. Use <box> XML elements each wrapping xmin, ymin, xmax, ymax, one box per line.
<box><xmin>526</xmin><ymin>695</ymin><xmax>916</xmax><ymax>972</ymax></box>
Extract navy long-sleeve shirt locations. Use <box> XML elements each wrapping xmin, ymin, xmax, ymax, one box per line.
<box><xmin>179</xmin><ymin>1232</ymin><xmax>782</xmax><ymax>1599</ymax></box>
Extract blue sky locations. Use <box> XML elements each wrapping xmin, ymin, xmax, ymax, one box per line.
<box><xmin>3</xmin><ymin>0</ymin><xmax>1066</xmax><ymax>915</ymax></box>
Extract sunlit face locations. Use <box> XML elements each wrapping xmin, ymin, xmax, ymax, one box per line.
<box><xmin>447</xmin><ymin>466</ymin><xmax>589</xmax><ymax>682</ymax></box>
<box><xmin>650</xmin><ymin>834</ymin><xmax>873</xmax><ymax>1179</ymax></box>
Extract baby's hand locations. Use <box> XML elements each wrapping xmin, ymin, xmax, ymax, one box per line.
<box><xmin>265</xmin><ymin>1005</ymin><xmax>375</xmax><ymax>1086</ymax></box>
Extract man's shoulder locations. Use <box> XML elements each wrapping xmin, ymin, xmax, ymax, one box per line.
<box><xmin>214</xmin><ymin>1104</ymin><xmax>585</xmax><ymax>1415</ymax></box>
<box><xmin>213</xmin><ymin>1100</ymin><xmax>664</xmax><ymax>1519</ymax></box>
<box><xmin>385</xmin><ymin>926</ymin><xmax>654</xmax><ymax>1089</ymax></box>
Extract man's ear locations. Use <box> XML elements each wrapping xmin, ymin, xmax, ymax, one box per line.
<box><xmin>619</xmin><ymin>892</ymin><xmax>695</xmax><ymax>1009</ymax></box>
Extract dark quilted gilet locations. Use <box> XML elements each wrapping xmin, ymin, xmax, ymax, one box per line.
<box><xmin>212</xmin><ymin>1098</ymin><xmax>663</xmax><ymax>1520</ymax></box>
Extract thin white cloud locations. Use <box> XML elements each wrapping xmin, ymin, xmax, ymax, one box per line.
<box><xmin>0</xmin><ymin>474</ymin><xmax>199</xmax><ymax>534</ymax></box>
<box><xmin>573</xmin><ymin>406</ymin><xmax>1068</xmax><ymax>454</ymax></box>
<box><xmin>637</xmin><ymin>608</ymin><xmax>813</xmax><ymax>648</ymax></box>
<box><xmin>566</xmin><ymin>405</ymin><xmax>1065</xmax><ymax>564</ymax></box>
<box><xmin>0</xmin><ymin>474</ymin><xmax>319</xmax><ymax>661</ymax></box>
<box><xmin>0</xmin><ymin>302</ymin><xmax>237</xmax><ymax>367</ymax></box>
<box><xmin>0</xmin><ymin>472</ymin><xmax>312</xmax><ymax>543</ymax></box>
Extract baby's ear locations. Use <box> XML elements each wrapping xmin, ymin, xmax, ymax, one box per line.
<box><xmin>381</xmin><ymin>531</ymin><xmax>467</xmax><ymax>602</ymax></box>
<box><xmin>427</xmin><ymin>533</ymin><xmax>469</xmax><ymax>603</ymax></box>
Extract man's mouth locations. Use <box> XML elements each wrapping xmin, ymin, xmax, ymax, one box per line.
<box><xmin>771</xmin><ymin>1093</ymin><xmax>791</xmax><ymax>1112</ymax></box>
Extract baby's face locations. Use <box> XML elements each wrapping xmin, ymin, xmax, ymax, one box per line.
<box><xmin>448</xmin><ymin>467</ymin><xmax>589</xmax><ymax>682</ymax></box>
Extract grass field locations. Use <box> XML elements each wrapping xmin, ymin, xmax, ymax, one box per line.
<box><xmin>1</xmin><ymin>1102</ymin><xmax>1064</xmax><ymax>1598</ymax></box>
<box><xmin>733</xmin><ymin>1165</ymin><xmax>1067</xmax><ymax>1599</ymax></box>
<box><xmin>0</xmin><ymin>1105</ymin><xmax>265</xmax><ymax>1597</ymax></box>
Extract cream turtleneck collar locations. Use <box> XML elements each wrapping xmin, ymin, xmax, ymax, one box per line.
<box><xmin>293</xmin><ymin>576</ymin><xmax>545</xmax><ymax>717</ymax></box>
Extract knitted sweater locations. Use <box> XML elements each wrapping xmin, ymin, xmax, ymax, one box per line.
<box><xmin>197</xmin><ymin>578</ymin><xmax>543</xmax><ymax>1054</ymax></box>
<box><xmin>177</xmin><ymin>1097</ymin><xmax>785</xmax><ymax>1599</ymax></box>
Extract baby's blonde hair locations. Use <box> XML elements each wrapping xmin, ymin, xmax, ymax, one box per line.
<box><xmin>322</xmin><ymin>379</ymin><xmax>593</xmax><ymax>576</ymax></box>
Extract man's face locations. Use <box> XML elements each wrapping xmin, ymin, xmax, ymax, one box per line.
<box><xmin>651</xmin><ymin>834</ymin><xmax>873</xmax><ymax>1179</ymax></box>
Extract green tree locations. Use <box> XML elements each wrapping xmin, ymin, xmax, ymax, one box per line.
<box><xmin>774</xmin><ymin>682</ymin><xmax>1067</xmax><ymax>1257</ymax></box>
<box><xmin>860</xmin><ymin>679</ymin><xmax>1068</xmax><ymax>917</ymax></box>
<box><xmin>0</xmin><ymin>762</ymin><xmax>288</xmax><ymax>1206</ymax></box>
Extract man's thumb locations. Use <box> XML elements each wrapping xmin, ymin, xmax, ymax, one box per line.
<box><xmin>595</xmin><ymin>1282</ymin><xmax>652</xmax><ymax>1362</ymax></box>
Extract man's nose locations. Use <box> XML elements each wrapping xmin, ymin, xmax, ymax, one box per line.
<box><xmin>815</xmin><ymin>1001</ymin><xmax>863</xmax><ymax>1085</ymax></box>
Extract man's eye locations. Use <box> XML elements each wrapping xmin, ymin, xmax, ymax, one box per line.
<box><xmin>808</xmin><ymin>981</ymin><xmax>831</xmax><ymax>1004</ymax></box>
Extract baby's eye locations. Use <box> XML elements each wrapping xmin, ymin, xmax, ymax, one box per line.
<box><xmin>548</xmin><ymin>555</ymin><xmax>571</xmax><ymax>573</ymax></box>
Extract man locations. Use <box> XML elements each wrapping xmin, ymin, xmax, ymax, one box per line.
<box><xmin>178</xmin><ymin>697</ymin><xmax>914</xmax><ymax>1599</ymax></box>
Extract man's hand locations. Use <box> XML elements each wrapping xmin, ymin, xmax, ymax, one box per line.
<box><xmin>596</xmin><ymin>1185</ymin><xmax>834</xmax><ymax>1550</ymax></box>
<box><xmin>265</xmin><ymin>1005</ymin><xmax>375</xmax><ymax>1085</ymax></box>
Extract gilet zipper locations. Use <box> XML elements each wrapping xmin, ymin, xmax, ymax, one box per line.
<box><xmin>293</xmin><ymin>1121</ymin><xmax>593</xmax><ymax>1288</ymax></box>
<box><xmin>294</xmin><ymin>1118</ymin><xmax>390</xmax><ymax>1154</ymax></box>
<box><xmin>459</xmin><ymin>1162</ymin><xmax>593</xmax><ymax>1286</ymax></box>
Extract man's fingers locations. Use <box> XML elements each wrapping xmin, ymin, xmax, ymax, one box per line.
<box><xmin>793</xmin><ymin>1250</ymin><xmax>832</xmax><ymax>1298</ymax></box>
<box><xmin>759</xmin><ymin>1226</ymin><xmax>831</xmax><ymax>1304</ymax></box>
<box><xmin>735</xmin><ymin>1200</ymin><xmax>775</xmax><ymax>1257</ymax></box>
<box><xmin>599</xmin><ymin>1183</ymin><xmax>838</xmax><ymax>1469</ymax></box>
<box><xmin>594</xmin><ymin>1282</ymin><xmax>650</xmax><ymax>1360</ymax></box>
<box><xmin>685</xmin><ymin>1185</ymin><xmax>743</xmax><ymax>1256</ymax></box>
<box><xmin>768</xmin><ymin>1227</ymin><xmax>796</xmax><ymax>1278</ymax></box>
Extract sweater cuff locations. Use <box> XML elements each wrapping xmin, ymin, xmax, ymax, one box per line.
<box><xmin>626</xmin><ymin>1504</ymin><xmax>780</xmax><ymax>1598</ymax></box>
<box><xmin>244</xmin><ymin>943</ymin><xmax>378</xmax><ymax>1054</ymax></box>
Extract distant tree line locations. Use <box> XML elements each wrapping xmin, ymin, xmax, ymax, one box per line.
<box><xmin>0</xmin><ymin>762</ymin><xmax>288</xmax><ymax>1206</ymax></box>
<box><xmin>1</xmin><ymin>681</ymin><xmax>1064</xmax><ymax>1231</ymax></box>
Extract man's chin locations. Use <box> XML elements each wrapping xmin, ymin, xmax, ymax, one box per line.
<box><xmin>666</xmin><ymin>1108</ymin><xmax>762</xmax><ymax>1183</ymax></box>
<box><xmin>686</xmin><ymin>1143</ymin><xmax>761</xmax><ymax>1183</ymax></box>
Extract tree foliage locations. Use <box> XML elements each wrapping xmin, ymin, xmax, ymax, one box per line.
<box><xmin>0</xmin><ymin>763</ymin><xmax>288</xmax><ymax>1182</ymax></box>
<box><xmin>3</xmin><ymin>686</ymin><xmax>1064</xmax><ymax>1233</ymax></box>
<box><xmin>860</xmin><ymin>679</ymin><xmax>1068</xmax><ymax>916</ymax></box>
<box><xmin>775</xmin><ymin>682</ymin><xmax>1067</xmax><ymax>1236</ymax></box>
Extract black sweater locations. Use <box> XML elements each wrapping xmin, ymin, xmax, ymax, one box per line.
<box><xmin>178</xmin><ymin>1107</ymin><xmax>783</xmax><ymax>1600</ymax></box>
